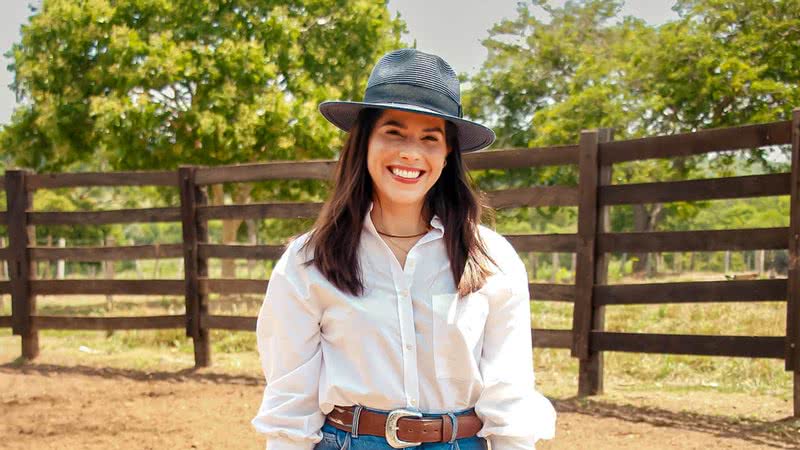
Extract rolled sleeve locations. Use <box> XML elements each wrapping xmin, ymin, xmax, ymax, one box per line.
<box><xmin>252</xmin><ymin>239</ymin><xmax>325</xmax><ymax>450</ymax></box>
<box><xmin>475</xmin><ymin>253</ymin><xmax>556</xmax><ymax>450</ymax></box>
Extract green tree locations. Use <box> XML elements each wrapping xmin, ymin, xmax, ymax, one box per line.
<box><xmin>1</xmin><ymin>0</ymin><xmax>405</xmax><ymax>276</ymax></box>
<box><xmin>465</xmin><ymin>0</ymin><xmax>800</xmax><ymax>273</ymax></box>
<box><xmin>3</xmin><ymin>0</ymin><xmax>404</xmax><ymax>172</ymax></box>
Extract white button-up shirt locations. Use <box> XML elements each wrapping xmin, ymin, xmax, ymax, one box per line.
<box><xmin>252</xmin><ymin>201</ymin><xmax>556</xmax><ymax>450</ymax></box>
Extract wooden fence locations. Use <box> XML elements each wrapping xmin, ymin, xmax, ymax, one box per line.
<box><xmin>1</xmin><ymin>110</ymin><xmax>798</xmax><ymax>415</ymax></box>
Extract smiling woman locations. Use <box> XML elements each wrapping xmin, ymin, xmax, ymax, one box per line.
<box><xmin>251</xmin><ymin>48</ymin><xmax>556</xmax><ymax>450</ymax></box>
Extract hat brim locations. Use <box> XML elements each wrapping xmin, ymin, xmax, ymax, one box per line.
<box><xmin>318</xmin><ymin>100</ymin><xmax>496</xmax><ymax>153</ymax></box>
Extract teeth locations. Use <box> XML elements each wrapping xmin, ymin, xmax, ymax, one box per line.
<box><xmin>390</xmin><ymin>167</ymin><xmax>421</xmax><ymax>179</ymax></box>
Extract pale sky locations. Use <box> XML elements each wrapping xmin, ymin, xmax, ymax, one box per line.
<box><xmin>0</xmin><ymin>0</ymin><xmax>678</xmax><ymax>127</ymax></box>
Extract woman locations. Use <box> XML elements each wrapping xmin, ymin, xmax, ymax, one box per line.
<box><xmin>252</xmin><ymin>48</ymin><xmax>556</xmax><ymax>450</ymax></box>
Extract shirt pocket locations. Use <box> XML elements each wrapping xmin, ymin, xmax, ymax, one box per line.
<box><xmin>431</xmin><ymin>292</ymin><xmax>490</xmax><ymax>380</ymax></box>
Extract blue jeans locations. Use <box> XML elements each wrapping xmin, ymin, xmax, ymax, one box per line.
<box><xmin>314</xmin><ymin>406</ymin><xmax>488</xmax><ymax>450</ymax></box>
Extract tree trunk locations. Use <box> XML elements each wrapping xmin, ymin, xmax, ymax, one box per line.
<box><xmin>104</xmin><ymin>236</ymin><xmax>115</xmax><ymax>312</ymax></box>
<box><xmin>529</xmin><ymin>253</ymin><xmax>539</xmax><ymax>281</ymax></box>
<box><xmin>631</xmin><ymin>204</ymin><xmax>665</xmax><ymax>274</ymax></box>
<box><xmin>247</xmin><ymin>219</ymin><xmax>258</xmax><ymax>278</ymax></box>
<box><xmin>724</xmin><ymin>250</ymin><xmax>731</xmax><ymax>274</ymax></box>
<box><xmin>571</xmin><ymin>252</ymin><xmax>577</xmax><ymax>282</ymax></box>
<box><xmin>211</xmin><ymin>184</ymin><xmax>253</xmax><ymax>307</ymax></box>
<box><xmin>756</xmin><ymin>249</ymin><xmax>765</xmax><ymax>275</ymax></box>
<box><xmin>57</xmin><ymin>237</ymin><xmax>66</xmax><ymax>279</ymax></box>
<box><xmin>0</xmin><ymin>237</ymin><xmax>4</xmax><ymax>312</ymax></box>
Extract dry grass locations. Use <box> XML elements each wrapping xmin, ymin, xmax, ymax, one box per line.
<box><xmin>0</xmin><ymin>270</ymin><xmax>792</xmax><ymax>412</ymax></box>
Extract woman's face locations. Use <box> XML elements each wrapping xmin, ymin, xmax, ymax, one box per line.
<box><xmin>366</xmin><ymin>109</ymin><xmax>451</xmax><ymax>209</ymax></box>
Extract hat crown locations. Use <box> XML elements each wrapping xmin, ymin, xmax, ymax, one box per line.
<box><xmin>366</xmin><ymin>48</ymin><xmax>461</xmax><ymax>106</ymax></box>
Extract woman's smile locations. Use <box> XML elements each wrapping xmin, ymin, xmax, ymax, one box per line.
<box><xmin>387</xmin><ymin>165</ymin><xmax>426</xmax><ymax>183</ymax></box>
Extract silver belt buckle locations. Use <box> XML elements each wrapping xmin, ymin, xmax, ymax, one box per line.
<box><xmin>385</xmin><ymin>408</ymin><xmax>423</xmax><ymax>448</ymax></box>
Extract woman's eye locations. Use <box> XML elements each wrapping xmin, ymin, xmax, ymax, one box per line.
<box><xmin>423</xmin><ymin>136</ymin><xmax>439</xmax><ymax>142</ymax></box>
<box><xmin>387</xmin><ymin>129</ymin><xmax>402</xmax><ymax>137</ymax></box>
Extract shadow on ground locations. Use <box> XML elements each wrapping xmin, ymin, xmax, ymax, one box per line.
<box><xmin>553</xmin><ymin>397</ymin><xmax>799</xmax><ymax>449</ymax></box>
<box><xmin>0</xmin><ymin>360</ymin><xmax>263</xmax><ymax>386</ymax></box>
<box><xmin>2</xmin><ymin>361</ymin><xmax>797</xmax><ymax>448</ymax></box>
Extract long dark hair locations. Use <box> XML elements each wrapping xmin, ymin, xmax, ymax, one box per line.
<box><xmin>300</xmin><ymin>108</ymin><xmax>498</xmax><ymax>298</ymax></box>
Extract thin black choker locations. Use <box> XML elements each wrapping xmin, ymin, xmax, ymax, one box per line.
<box><xmin>375</xmin><ymin>227</ymin><xmax>429</xmax><ymax>238</ymax></box>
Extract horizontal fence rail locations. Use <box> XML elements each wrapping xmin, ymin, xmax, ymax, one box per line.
<box><xmin>1</xmin><ymin>115</ymin><xmax>798</xmax><ymax>415</ymax></box>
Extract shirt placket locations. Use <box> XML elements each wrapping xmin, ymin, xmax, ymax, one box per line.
<box><xmin>393</xmin><ymin>251</ymin><xmax>420</xmax><ymax>410</ymax></box>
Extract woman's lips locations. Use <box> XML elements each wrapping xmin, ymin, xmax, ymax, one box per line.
<box><xmin>387</xmin><ymin>166</ymin><xmax>424</xmax><ymax>184</ymax></box>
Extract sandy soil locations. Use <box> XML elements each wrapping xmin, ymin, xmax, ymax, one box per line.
<box><xmin>1</xmin><ymin>362</ymin><xmax>798</xmax><ymax>450</ymax></box>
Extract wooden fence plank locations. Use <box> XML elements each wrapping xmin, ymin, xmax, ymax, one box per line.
<box><xmin>464</xmin><ymin>145</ymin><xmax>580</xmax><ymax>169</ymax></box>
<box><xmin>29</xmin><ymin>207</ymin><xmax>181</xmax><ymax>225</ymax></box>
<box><xmin>573</xmin><ymin>128</ymin><xmax>613</xmax><ymax>396</ymax></box>
<box><xmin>202</xmin><ymin>315</ymin><xmax>257</xmax><ymax>331</ymax></box>
<box><xmin>5</xmin><ymin>169</ymin><xmax>37</xmax><ymax>359</ymax></box>
<box><xmin>487</xmin><ymin>186</ymin><xmax>578</xmax><ymax>208</ymax></box>
<box><xmin>592</xmin><ymin>331</ymin><xmax>784</xmax><ymax>359</ymax></box>
<box><xmin>195</xmin><ymin>160</ymin><xmax>336</xmax><ymax>184</ymax></box>
<box><xmin>27</xmin><ymin>171</ymin><xmax>179</xmax><ymax>189</ymax></box>
<box><xmin>197</xmin><ymin>234</ymin><xmax>577</xmax><ymax>259</ymax></box>
<box><xmin>595</xmin><ymin>279</ymin><xmax>787</xmax><ymax>305</ymax></box>
<box><xmin>30</xmin><ymin>244</ymin><xmax>184</xmax><ymax>261</ymax></box>
<box><xmin>530</xmin><ymin>283</ymin><xmax>575</xmax><ymax>302</ymax></box>
<box><xmin>30</xmin><ymin>280</ymin><xmax>185</xmax><ymax>296</ymax></box>
<box><xmin>533</xmin><ymin>329</ymin><xmax>573</xmax><ymax>349</ymax></box>
<box><xmin>179</xmin><ymin>166</ymin><xmax>210</xmax><ymax>367</ymax></box>
<box><xmin>192</xmin><ymin>146</ymin><xmax>581</xmax><ymax>186</ymax></box>
<box><xmin>597</xmin><ymin>228</ymin><xmax>788</xmax><ymax>253</ymax></box>
<box><xmin>573</xmin><ymin>131</ymin><xmax>600</xmax><ymax>363</ymax></box>
<box><xmin>201</xmin><ymin>278</ymin><xmax>267</xmax><ymax>295</ymax></box>
<box><xmin>31</xmin><ymin>315</ymin><xmax>184</xmax><ymax>330</ymax></box>
<box><xmin>505</xmin><ymin>234</ymin><xmax>577</xmax><ymax>253</ymax></box>
<box><xmin>600</xmin><ymin>173</ymin><xmax>790</xmax><ymax>205</ymax></box>
<box><xmin>198</xmin><ymin>202</ymin><xmax>323</xmax><ymax>221</ymax></box>
<box><xmin>0</xmin><ymin>211</ymin><xmax>6</xmax><ymax>225</ymax></box>
<box><xmin>785</xmin><ymin>109</ymin><xmax>800</xmax><ymax>417</ymax></box>
<box><xmin>199</xmin><ymin>243</ymin><xmax>286</xmax><ymax>260</ymax></box>
<box><xmin>0</xmin><ymin>281</ymin><xmax>10</xmax><ymax>295</ymax></box>
<box><xmin>0</xmin><ymin>316</ymin><xmax>12</xmax><ymax>328</ymax></box>
<box><xmin>0</xmin><ymin>247</ymin><xmax>8</xmax><ymax>261</ymax></box>
<box><xmin>600</xmin><ymin>120</ymin><xmax>792</xmax><ymax>164</ymax></box>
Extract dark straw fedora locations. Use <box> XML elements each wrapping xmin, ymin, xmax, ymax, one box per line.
<box><xmin>319</xmin><ymin>48</ymin><xmax>496</xmax><ymax>153</ymax></box>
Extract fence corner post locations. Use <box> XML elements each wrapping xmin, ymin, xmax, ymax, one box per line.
<box><xmin>179</xmin><ymin>166</ymin><xmax>210</xmax><ymax>367</ymax></box>
<box><xmin>5</xmin><ymin>169</ymin><xmax>37</xmax><ymax>360</ymax></box>
<box><xmin>786</xmin><ymin>108</ymin><xmax>800</xmax><ymax>416</ymax></box>
<box><xmin>573</xmin><ymin>128</ymin><xmax>613</xmax><ymax>397</ymax></box>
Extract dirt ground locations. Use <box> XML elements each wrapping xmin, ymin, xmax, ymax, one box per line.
<box><xmin>2</xmin><ymin>362</ymin><xmax>799</xmax><ymax>450</ymax></box>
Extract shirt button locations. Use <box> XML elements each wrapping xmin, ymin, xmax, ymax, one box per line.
<box><xmin>409</xmin><ymin>398</ymin><xmax>417</xmax><ymax>406</ymax></box>
<box><xmin>400</xmin><ymin>289</ymin><xmax>409</xmax><ymax>297</ymax></box>
<box><xmin>406</xmin><ymin>343</ymin><xmax>414</xmax><ymax>350</ymax></box>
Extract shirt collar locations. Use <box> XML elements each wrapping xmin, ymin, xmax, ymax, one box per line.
<box><xmin>364</xmin><ymin>200</ymin><xmax>444</xmax><ymax>237</ymax></box>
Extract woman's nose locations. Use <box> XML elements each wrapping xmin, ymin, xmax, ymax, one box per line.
<box><xmin>397</xmin><ymin>141</ymin><xmax>425</xmax><ymax>160</ymax></box>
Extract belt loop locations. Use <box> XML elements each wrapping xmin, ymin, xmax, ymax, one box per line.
<box><xmin>351</xmin><ymin>405</ymin><xmax>364</xmax><ymax>439</ymax></box>
<box><xmin>446</xmin><ymin>412</ymin><xmax>458</xmax><ymax>444</ymax></box>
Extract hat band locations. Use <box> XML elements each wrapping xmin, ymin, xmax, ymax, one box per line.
<box><xmin>363</xmin><ymin>83</ymin><xmax>462</xmax><ymax>118</ymax></box>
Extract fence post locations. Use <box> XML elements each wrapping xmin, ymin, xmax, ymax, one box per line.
<box><xmin>572</xmin><ymin>128</ymin><xmax>613</xmax><ymax>396</ymax></box>
<box><xmin>179</xmin><ymin>166</ymin><xmax>210</xmax><ymax>367</ymax></box>
<box><xmin>786</xmin><ymin>108</ymin><xmax>800</xmax><ymax>416</ymax></box>
<box><xmin>5</xmin><ymin>169</ymin><xmax>37</xmax><ymax>359</ymax></box>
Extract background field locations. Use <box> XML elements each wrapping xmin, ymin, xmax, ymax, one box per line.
<box><xmin>1</xmin><ymin>259</ymin><xmax>797</xmax><ymax>449</ymax></box>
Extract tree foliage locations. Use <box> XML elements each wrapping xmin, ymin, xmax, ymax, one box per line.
<box><xmin>464</xmin><ymin>0</ymin><xmax>800</xmax><ymax>272</ymax></box>
<box><xmin>2</xmin><ymin>0</ymin><xmax>405</xmax><ymax>172</ymax></box>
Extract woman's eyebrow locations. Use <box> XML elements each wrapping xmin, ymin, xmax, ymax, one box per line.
<box><xmin>380</xmin><ymin>119</ymin><xmax>444</xmax><ymax>135</ymax></box>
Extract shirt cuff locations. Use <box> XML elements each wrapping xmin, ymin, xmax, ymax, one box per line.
<box><xmin>265</xmin><ymin>437</ymin><xmax>316</xmax><ymax>450</ymax></box>
<box><xmin>488</xmin><ymin>435</ymin><xmax>537</xmax><ymax>450</ymax></box>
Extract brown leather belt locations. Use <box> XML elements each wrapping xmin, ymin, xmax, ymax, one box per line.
<box><xmin>325</xmin><ymin>405</ymin><xmax>483</xmax><ymax>448</ymax></box>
